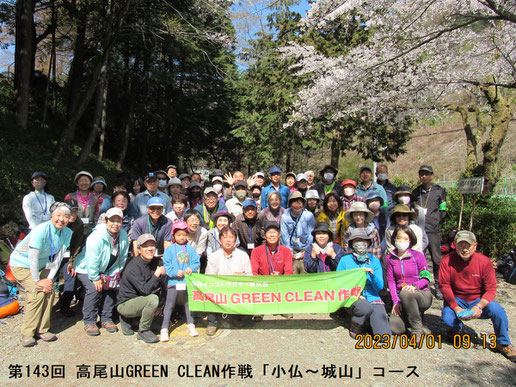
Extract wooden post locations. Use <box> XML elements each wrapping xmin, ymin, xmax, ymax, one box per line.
<box><xmin>458</xmin><ymin>194</ymin><xmax>465</xmax><ymax>230</ymax></box>
<box><xmin>469</xmin><ymin>195</ymin><xmax>477</xmax><ymax>231</ymax></box>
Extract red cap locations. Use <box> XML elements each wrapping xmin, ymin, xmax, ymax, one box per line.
<box><xmin>341</xmin><ymin>179</ymin><xmax>357</xmax><ymax>187</ymax></box>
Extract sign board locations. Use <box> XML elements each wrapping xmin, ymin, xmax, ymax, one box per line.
<box><xmin>457</xmin><ymin>177</ymin><xmax>484</xmax><ymax>194</ymax></box>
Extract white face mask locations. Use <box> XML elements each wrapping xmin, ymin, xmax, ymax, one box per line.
<box><xmin>398</xmin><ymin>196</ymin><xmax>411</xmax><ymax>205</ymax></box>
<box><xmin>213</xmin><ymin>184</ymin><xmax>223</xmax><ymax>193</ymax></box>
<box><xmin>323</xmin><ymin>172</ymin><xmax>334</xmax><ymax>181</ymax></box>
<box><xmin>368</xmin><ymin>201</ymin><xmax>381</xmax><ymax>211</ymax></box>
<box><xmin>395</xmin><ymin>241</ymin><xmax>410</xmax><ymax>252</ymax></box>
<box><xmin>377</xmin><ymin>173</ymin><xmax>388</xmax><ymax>181</ymax></box>
<box><xmin>158</xmin><ymin>180</ymin><xmax>167</xmax><ymax>188</ymax></box>
<box><xmin>343</xmin><ymin>187</ymin><xmax>355</xmax><ymax>196</ymax></box>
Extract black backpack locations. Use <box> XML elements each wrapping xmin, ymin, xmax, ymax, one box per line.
<box><xmin>497</xmin><ymin>247</ymin><xmax>516</xmax><ymax>284</ymax></box>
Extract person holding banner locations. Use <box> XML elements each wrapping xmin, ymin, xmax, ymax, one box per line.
<box><xmin>280</xmin><ymin>191</ymin><xmax>315</xmax><ymax>274</ymax></box>
<box><xmin>205</xmin><ymin>226</ymin><xmax>252</xmax><ymax>336</ymax></box>
<box><xmin>304</xmin><ymin>222</ymin><xmax>345</xmax><ymax>273</ymax></box>
<box><xmin>337</xmin><ymin>228</ymin><xmax>391</xmax><ymax>338</ymax></box>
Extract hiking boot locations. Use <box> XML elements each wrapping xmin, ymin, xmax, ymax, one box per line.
<box><xmin>412</xmin><ymin>331</ymin><xmax>423</xmax><ymax>344</ymax></box>
<box><xmin>349</xmin><ymin>321</ymin><xmax>363</xmax><ymax>339</ymax></box>
<box><xmin>84</xmin><ymin>323</ymin><xmax>100</xmax><ymax>336</ymax></box>
<box><xmin>496</xmin><ymin>343</ymin><xmax>516</xmax><ymax>362</ymax></box>
<box><xmin>119</xmin><ymin>316</ymin><xmax>134</xmax><ymax>336</ymax></box>
<box><xmin>206</xmin><ymin>325</ymin><xmax>218</xmax><ymax>336</ymax></box>
<box><xmin>138</xmin><ymin>330</ymin><xmax>159</xmax><ymax>344</ymax></box>
<box><xmin>37</xmin><ymin>332</ymin><xmax>57</xmax><ymax>342</ymax></box>
<box><xmin>187</xmin><ymin>324</ymin><xmax>199</xmax><ymax>337</ymax></box>
<box><xmin>22</xmin><ymin>336</ymin><xmax>37</xmax><ymax>347</ymax></box>
<box><xmin>160</xmin><ymin>328</ymin><xmax>169</xmax><ymax>342</ymax></box>
<box><xmin>101</xmin><ymin>320</ymin><xmax>119</xmax><ymax>333</ymax></box>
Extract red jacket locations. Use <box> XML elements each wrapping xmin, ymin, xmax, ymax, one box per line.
<box><xmin>439</xmin><ymin>252</ymin><xmax>497</xmax><ymax>309</ymax></box>
<box><xmin>251</xmin><ymin>244</ymin><xmax>293</xmax><ymax>275</ymax></box>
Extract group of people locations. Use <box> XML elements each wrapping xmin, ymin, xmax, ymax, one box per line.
<box><xmin>8</xmin><ymin>164</ymin><xmax>514</xmax><ymax>361</ymax></box>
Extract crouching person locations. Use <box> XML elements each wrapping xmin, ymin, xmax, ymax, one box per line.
<box><xmin>117</xmin><ymin>234</ymin><xmax>166</xmax><ymax>343</ymax></box>
<box><xmin>439</xmin><ymin>230</ymin><xmax>515</xmax><ymax>362</ymax></box>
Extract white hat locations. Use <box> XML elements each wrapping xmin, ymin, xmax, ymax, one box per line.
<box><xmin>105</xmin><ymin>207</ymin><xmax>123</xmax><ymax>219</ymax></box>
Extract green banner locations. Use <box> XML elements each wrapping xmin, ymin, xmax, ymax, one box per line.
<box><xmin>186</xmin><ymin>269</ymin><xmax>366</xmax><ymax>315</ymax></box>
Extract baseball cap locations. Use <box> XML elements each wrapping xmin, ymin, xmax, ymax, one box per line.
<box><xmin>204</xmin><ymin>187</ymin><xmax>218</xmax><ymax>196</ymax></box>
<box><xmin>212</xmin><ymin>176</ymin><xmax>223</xmax><ymax>183</ymax></box>
<box><xmin>144</xmin><ymin>172</ymin><xmax>158</xmax><ymax>181</ymax></box>
<box><xmin>234</xmin><ymin>180</ymin><xmax>247</xmax><ymax>189</ymax></box>
<box><xmin>64</xmin><ymin>198</ymin><xmax>79</xmax><ymax>209</ymax></box>
<box><xmin>296</xmin><ymin>173</ymin><xmax>308</xmax><ymax>182</ymax></box>
<box><xmin>105</xmin><ymin>207</ymin><xmax>123</xmax><ymax>219</ymax></box>
<box><xmin>264</xmin><ymin>221</ymin><xmax>280</xmax><ymax>233</ymax></box>
<box><xmin>178</xmin><ymin>173</ymin><xmax>191</xmax><ymax>180</ymax></box>
<box><xmin>419</xmin><ymin>165</ymin><xmax>434</xmax><ymax>174</ymax></box>
<box><xmin>269</xmin><ymin>166</ymin><xmax>282</xmax><ymax>175</ymax></box>
<box><xmin>74</xmin><ymin>171</ymin><xmax>93</xmax><ymax>183</ymax></box>
<box><xmin>136</xmin><ymin>233</ymin><xmax>156</xmax><ymax>248</ymax></box>
<box><xmin>242</xmin><ymin>199</ymin><xmax>257</xmax><ymax>208</ymax></box>
<box><xmin>31</xmin><ymin>171</ymin><xmax>48</xmax><ymax>180</ymax></box>
<box><xmin>190</xmin><ymin>181</ymin><xmax>202</xmax><ymax>189</ymax></box>
<box><xmin>254</xmin><ymin>172</ymin><xmax>265</xmax><ymax>178</ymax></box>
<box><xmin>359</xmin><ymin>166</ymin><xmax>372</xmax><ymax>174</ymax></box>
<box><xmin>455</xmin><ymin>230</ymin><xmax>477</xmax><ymax>245</ymax></box>
<box><xmin>341</xmin><ymin>179</ymin><xmax>357</xmax><ymax>187</ymax></box>
<box><xmin>146</xmin><ymin>197</ymin><xmax>165</xmax><ymax>207</ymax></box>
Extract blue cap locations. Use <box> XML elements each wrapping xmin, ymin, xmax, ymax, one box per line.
<box><xmin>147</xmin><ymin>197</ymin><xmax>165</xmax><ymax>207</ymax></box>
<box><xmin>269</xmin><ymin>166</ymin><xmax>282</xmax><ymax>174</ymax></box>
<box><xmin>242</xmin><ymin>199</ymin><xmax>257</xmax><ymax>209</ymax></box>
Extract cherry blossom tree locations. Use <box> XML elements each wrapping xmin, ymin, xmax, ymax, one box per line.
<box><xmin>285</xmin><ymin>0</ymin><xmax>516</xmax><ymax>193</ymax></box>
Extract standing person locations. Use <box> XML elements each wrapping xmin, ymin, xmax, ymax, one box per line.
<box><xmin>205</xmin><ymin>226</ymin><xmax>252</xmax><ymax>336</ymax></box>
<box><xmin>355</xmin><ymin>166</ymin><xmax>388</xmax><ymax>205</ymax></box>
<box><xmin>260</xmin><ymin>191</ymin><xmax>285</xmax><ymax>225</ymax></box>
<box><xmin>194</xmin><ymin>187</ymin><xmax>228</xmax><ymax>230</ymax></box>
<box><xmin>116</xmin><ymin>234</ymin><xmax>166</xmax><ymax>344</ymax></box>
<box><xmin>75</xmin><ymin>208</ymin><xmax>129</xmax><ymax>336</ymax></box>
<box><xmin>305</xmin><ymin>190</ymin><xmax>322</xmax><ymax>218</ymax></box>
<box><xmin>250</xmin><ymin>185</ymin><xmax>263</xmax><ymax>211</ymax></box>
<box><xmin>304</xmin><ymin>222</ymin><xmax>344</xmax><ymax>273</ymax></box>
<box><xmin>412</xmin><ymin>165</ymin><xmax>446</xmax><ymax>300</ymax></box>
<box><xmin>131</xmin><ymin>197</ymin><xmax>172</xmax><ymax>257</ymax></box>
<box><xmin>91</xmin><ymin>176</ymin><xmax>109</xmax><ymax>204</ymax></box>
<box><xmin>280</xmin><ymin>191</ymin><xmax>315</xmax><ymax>274</ymax></box>
<box><xmin>393</xmin><ymin>186</ymin><xmax>427</xmax><ymax>246</ymax></box>
<box><xmin>134</xmin><ymin>172</ymin><xmax>172</xmax><ymax>217</ymax></box>
<box><xmin>166</xmin><ymin>194</ymin><xmax>189</xmax><ymax>223</ymax></box>
<box><xmin>295</xmin><ymin>173</ymin><xmax>309</xmax><ymax>197</ymax></box>
<box><xmin>166</xmin><ymin>177</ymin><xmax>183</xmax><ymax>197</ymax></box>
<box><xmin>317</xmin><ymin>192</ymin><xmax>347</xmax><ymax>246</ymax></box>
<box><xmin>439</xmin><ymin>231</ymin><xmax>516</xmax><ymax>362</ymax></box>
<box><xmin>315</xmin><ymin>165</ymin><xmax>343</xmax><ymax>200</ymax></box>
<box><xmin>260</xmin><ymin>167</ymin><xmax>291</xmax><ymax>209</ymax></box>
<box><xmin>375</xmin><ymin>164</ymin><xmax>397</xmax><ymax>211</ymax></box>
<box><xmin>285</xmin><ymin>172</ymin><xmax>297</xmax><ymax>191</ymax></box>
<box><xmin>179</xmin><ymin>173</ymin><xmax>191</xmax><ymax>194</ymax></box>
<box><xmin>9</xmin><ymin>202</ymin><xmax>73</xmax><ymax>347</ymax></box>
<box><xmin>160</xmin><ymin>221</ymin><xmax>201</xmax><ymax>341</ymax></box>
<box><xmin>365</xmin><ymin>193</ymin><xmax>389</xmax><ymax>242</ymax></box>
<box><xmin>206</xmin><ymin>211</ymin><xmax>238</xmax><ymax>257</ymax></box>
<box><xmin>337</xmin><ymin>228</ymin><xmax>391</xmax><ymax>338</ymax></box>
<box><xmin>304</xmin><ymin>170</ymin><xmax>316</xmax><ymax>189</ymax></box>
<box><xmin>59</xmin><ymin>199</ymin><xmax>85</xmax><ymax>317</ymax></box>
<box><xmin>155</xmin><ymin>170</ymin><xmax>170</xmax><ymax>194</ymax></box>
<box><xmin>253</xmin><ymin>172</ymin><xmax>265</xmax><ymax>188</ymax></box>
<box><xmin>187</xmin><ymin>181</ymin><xmax>203</xmax><ymax>209</ymax></box>
<box><xmin>130</xmin><ymin>177</ymin><xmax>144</xmax><ymax>202</ymax></box>
<box><xmin>342</xmin><ymin>202</ymin><xmax>382</xmax><ymax>259</ymax></box>
<box><xmin>384</xmin><ymin>204</ymin><xmax>425</xmax><ymax>253</ymax></box>
<box><xmin>341</xmin><ymin>179</ymin><xmax>366</xmax><ymax>211</ymax></box>
<box><xmin>211</xmin><ymin>176</ymin><xmax>225</xmax><ymax>203</ymax></box>
<box><xmin>166</xmin><ymin>165</ymin><xmax>178</xmax><ymax>179</ymax></box>
<box><xmin>386</xmin><ymin>226</ymin><xmax>432</xmax><ymax>340</ymax></box>
<box><xmin>65</xmin><ymin>171</ymin><xmax>101</xmax><ymax>236</ymax></box>
<box><xmin>23</xmin><ymin>171</ymin><xmax>55</xmax><ymax>231</ymax></box>
<box><xmin>225</xmin><ymin>180</ymin><xmax>249</xmax><ymax>216</ymax></box>
<box><xmin>233</xmin><ymin>199</ymin><xmax>265</xmax><ymax>256</ymax></box>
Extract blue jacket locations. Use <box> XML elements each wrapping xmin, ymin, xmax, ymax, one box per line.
<box><xmin>261</xmin><ymin>183</ymin><xmax>291</xmax><ymax>209</ymax></box>
<box><xmin>100</xmin><ymin>197</ymin><xmax>138</xmax><ymax>219</ymax></box>
<box><xmin>134</xmin><ymin>190</ymin><xmax>172</xmax><ymax>217</ymax></box>
<box><xmin>163</xmin><ymin>243</ymin><xmax>200</xmax><ymax>287</ymax></box>
<box><xmin>75</xmin><ymin>224</ymin><xmax>129</xmax><ymax>281</ymax></box>
<box><xmin>336</xmin><ymin>253</ymin><xmax>383</xmax><ymax>303</ymax></box>
<box><xmin>356</xmin><ymin>182</ymin><xmax>388</xmax><ymax>207</ymax></box>
<box><xmin>280</xmin><ymin>209</ymin><xmax>315</xmax><ymax>252</ymax></box>
<box><xmin>303</xmin><ymin>242</ymin><xmax>345</xmax><ymax>273</ymax></box>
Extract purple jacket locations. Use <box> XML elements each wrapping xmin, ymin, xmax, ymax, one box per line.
<box><xmin>385</xmin><ymin>249</ymin><xmax>430</xmax><ymax>305</ymax></box>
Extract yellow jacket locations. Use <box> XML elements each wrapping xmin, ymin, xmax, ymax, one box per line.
<box><xmin>317</xmin><ymin>210</ymin><xmax>349</xmax><ymax>246</ymax></box>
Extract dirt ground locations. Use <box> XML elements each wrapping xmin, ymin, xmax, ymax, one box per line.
<box><xmin>1</xmin><ymin>274</ymin><xmax>515</xmax><ymax>386</ymax></box>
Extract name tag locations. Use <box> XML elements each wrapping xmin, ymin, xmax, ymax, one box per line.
<box><xmin>64</xmin><ymin>250</ymin><xmax>71</xmax><ymax>258</ymax></box>
<box><xmin>154</xmin><ymin>249</ymin><xmax>159</xmax><ymax>257</ymax></box>
<box><xmin>81</xmin><ymin>218</ymin><xmax>90</xmax><ymax>224</ymax></box>
<box><xmin>422</xmin><ymin>208</ymin><xmax>428</xmax><ymax>215</ymax></box>
<box><xmin>45</xmin><ymin>261</ymin><xmax>59</xmax><ymax>270</ymax></box>
<box><xmin>292</xmin><ymin>237</ymin><xmax>300</xmax><ymax>244</ymax></box>
<box><xmin>176</xmin><ymin>283</ymin><xmax>186</xmax><ymax>291</ymax></box>
<box><xmin>247</xmin><ymin>243</ymin><xmax>255</xmax><ymax>250</ymax></box>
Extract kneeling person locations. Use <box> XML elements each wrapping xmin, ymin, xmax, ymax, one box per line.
<box><xmin>117</xmin><ymin>234</ymin><xmax>166</xmax><ymax>343</ymax></box>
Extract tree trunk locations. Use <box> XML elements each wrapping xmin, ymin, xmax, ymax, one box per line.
<box><xmin>66</xmin><ymin>14</ymin><xmax>87</xmax><ymax>119</ymax></box>
<box><xmin>78</xmin><ymin>63</ymin><xmax>108</xmax><ymax>164</ymax></box>
<box><xmin>14</xmin><ymin>0</ymin><xmax>35</xmax><ymax>131</ymax></box>
<box><xmin>448</xmin><ymin>105</ymin><xmax>479</xmax><ymax>175</ymax></box>
<box><xmin>330</xmin><ymin>129</ymin><xmax>340</xmax><ymax>168</ymax></box>
<box><xmin>480</xmin><ymin>83</ymin><xmax>516</xmax><ymax>194</ymax></box>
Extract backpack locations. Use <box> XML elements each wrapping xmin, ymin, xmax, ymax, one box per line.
<box><xmin>0</xmin><ymin>269</ymin><xmax>19</xmax><ymax>318</ymax></box>
<box><xmin>497</xmin><ymin>247</ymin><xmax>516</xmax><ymax>285</ymax></box>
